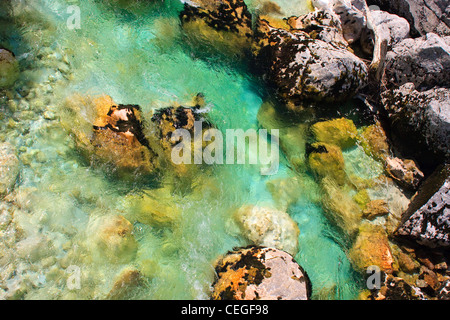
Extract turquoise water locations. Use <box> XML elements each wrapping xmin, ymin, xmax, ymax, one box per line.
<box><xmin>0</xmin><ymin>0</ymin><xmax>365</xmax><ymax>300</ymax></box>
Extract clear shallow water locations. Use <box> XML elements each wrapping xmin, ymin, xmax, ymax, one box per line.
<box><xmin>0</xmin><ymin>0</ymin><xmax>367</xmax><ymax>300</ymax></box>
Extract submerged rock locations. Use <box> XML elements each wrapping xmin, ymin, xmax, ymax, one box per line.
<box><xmin>0</xmin><ymin>143</ymin><xmax>19</xmax><ymax>196</ymax></box>
<box><xmin>358</xmin><ymin>123</ymin><xmax>390</xmax><ymax>161</ymax></box>
<box><xmin>363</xmin><ymin>199</ymin><xmax>390</xmax><ymax>220</ymax></box>
<box><xmin>307</xmin><ymin>142</ymin><xmax>347</xmax><ymax>186</ymax></box>
<box><xmin>107</xmin><ymin>267</ymin><xmax>142</xmax><ymax>300</ymax></box>
<box><xmin>126</xmin><ymin>188</ymin><xmax>181</xmax><ymax>228</ymax></box>
<box><xmin>311</xmin><ymin>117</ymin><xmax>358</xmax><ymax>149</ymax></box>
<box><xmin>211</xmin><ymin>246</ymin><xmax>311</xmax><ymax>300</ymax></box>
<box><xmin>253</xmin><ymin>18</ymin><xmax>368</xmax><ymax>104</ymax></box>
<box><xmin>179</xmin><ymin>0</ymin><xmax>253</xmax><ymax>56</ymax></box>
<box><xmin>91</xmin><ymin>215</ymin><xmax>138</xmax><ymax>264</ymax></box>
<box><xmin>349</xmin><ymin>223</ymin><xmax>395</xmax><ymax>273</ymax></box>
<box><xmin>0</xmin><ymin>49</ymin><xmax>19</xmax><ymax>88</ymax></box>
<box><xmin>321</xmin><ymin>176</ymin><xmax>362</xmax><ymax>237</ymax></box>
<box><xmin>148</xmin><ymin>98</ymin><xmax>212</xmax><ymax>176</ymax></box>
<box><xmin>64</xmin><ymin>95</ymin><xmax>159</xmax><ymax>176</ymax></box>
<box><xmin>234</xmin><ymin>205</ymin><xmax>300</xmax><ymax>256</ymax></box>
<box><xmin>396</xmin><ymin>164</ymin><xmax>450</xmax><ymax>248</ymax></box>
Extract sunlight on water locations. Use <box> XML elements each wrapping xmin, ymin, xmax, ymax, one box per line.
<box><xmin>0</xmin><ymin>0</ymin><xmax>367</xmax><ymax>300</ymax></box>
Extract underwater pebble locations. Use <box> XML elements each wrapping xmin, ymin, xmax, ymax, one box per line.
<box><xmin>43</xmin><ymin>111</ymin><xmax>56</xmax><ymax>120</ymax></box>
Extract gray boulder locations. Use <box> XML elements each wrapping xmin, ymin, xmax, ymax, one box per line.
<box><xmin>381</xmin><ymin>83</ymin><xmax>450</xmax><ymax>163</ymax></box>
<box><xmin>361</xmin><ymin>9</ymin><xmax>410</xmax><ymax>54</ymax></box>
<box><xmin>385</xmin><ymin>33</ymin><xmax>450</xmax><ymax>90</ymax></box>
<box><xmin>396</xmin><ymin>164</ymin><xmax>450</xmax><ymax>248</ymax></box>
<box><xmin>253</xmin><ymin>19</ymin><xmax>368</xmax><ymax>104</ymax></box>
<box><xmin>367</xmin><ymin>0</ymin><xmax>450</xmax><ymax>37</ymax></box>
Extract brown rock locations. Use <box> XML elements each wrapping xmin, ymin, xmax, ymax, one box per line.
<box><xmin>363</xmin><ymin>200</ymin><xmax>390</xmax><ymax>220</ymax></box>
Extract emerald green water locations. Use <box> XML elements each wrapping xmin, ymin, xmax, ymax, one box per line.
<box><xmin>0</xmin><ymin>0</ymin><xmax>367</xmax><ymax>300</ymax></box>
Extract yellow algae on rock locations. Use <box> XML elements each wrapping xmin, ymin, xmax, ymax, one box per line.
<box><xmin>92</xmin><ymin>215</ymin><xmax>138</xmax><ymax>264</ymax></box>
<box><xmin>321</xmin><ymin>177</ymin><xmax>362</xmax><ymax>237</ymax></box>
<box><xmin>311</xmin><ymin>118</ymin><xmax>358</xmax><ymax>149</ymax></box>
<box><xmin>358</xmin><ymin>123</ymin><xmax>390</xmax><ymax>161</ymax></box>
<box><xmin>349</xmin><ymin>223</ymin><xmax>395</xmax><ymax>273</ymax></box>
<box><xmin>308</xmin><ymin>142</ymin><xmax>347</xmax><ymax>186</ymax></box>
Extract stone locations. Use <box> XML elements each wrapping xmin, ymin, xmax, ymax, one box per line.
<box><xmin>367</xmin><ymin>0</ymin><xmax>450</xmax><ymax>37</ymax></box>
<box><xmin>321</xmin><ymin>176</ymin><xmax>362</xmax><ymax>237</ymax></box>
<box><xmin>148</xmin><ymin>99</ymin><xmax>212</xmax><ymax>176</ymax></box>
<box><xmin>358</xmin><ymin>123</ymin><xmax>390</xmax><ymax>161</ymax></box>
<box><xmin>253</xmin><ymin>18</ymin><xmax>368</xmax><ymax>104</ymax></box>
<box><xmin>179</xmin><ymin>0</ymin><xmax>253</xmax><ymax>56</ymax></box>
<box><xmin>0</xmin><ymin>49</ymin><xmax>19</xmax><ymax>88</ymax></box>
<box><xmin>396</xmin><ymin>251</ymin><xmax>419</xmax><ymax>274</ymax></box>
<box><xmin>286</xmin><ymin>10</ymin><xmax>349</xmax><ymax>48</ymax></box>
<box><xmin>126</xmin><ymin>188</ymin><xmax>181</xmax><ymax>228</ymax></box>
<box><xmin>311</xmin><ymin>118</ymin><xmax>358</xmax><ymax>149</ymax></box>
<box><xmin>234</xmin><ymin>205</ymin><xmax>300</xmax><ymax>256</ymax></box>
<box><xmin>384</xmin><ymin>157</ymin><xmax>424</xmax><ymax>191</ymax></box>
<box><xmin>211</xmin><ymin>246</ymin><xmax>311</xmax><ymax>300</ymax></box>
<box><xmin>437</xmin><ymin>279</ymin><xmax>450</xmax><ymax>299</ymax></box>
<box><xmin>307</xmin><ymin>142</ymin><xmax>347</xmax><ymax>185</ymax></box>
<box><xmin>363</xmin><ymin>199</ymin><xmax>390</xmax><ymax>220</ymax></box>
<box><xmin>107</xmin><ymin>267</ymin><xmax>142</xmax><ymax>300</ymax></box>
<box><xmin>0</xmin><ymin>143</ymin><xmax>19</xmax><ymax>196</ymax></box>
<box><xmin>349</xmin><ymin>223</ymin><xmax>395</xmax><ymax>273</ymax></box>
<box><xmin>384</xmin><ymin>34</ymin><xmax>450</xmax><ymax>90</ymax></box>
<box><xmin>360</xmin><ymin>9</ymin><xmax>410</xmax><ymax>54</ymax></box>
<box><xmin>381</xmin><ymin>83</ymin><xmax>450</xmax><ymax>166</ymax></box>
<box><xmin>367</xmin><ymin>274</ymin><xmax>426</xmax><ymax>300</ymax></box>
<box><xmin>63</xmin><ymin>94</ymin><xmax>159</xmax><ymax>176</ymax></box>
<box><xmin>396</xmin><ymin>164</ymin><xmax>450</xmax><ymax>248</ymax></box>
<box><xmin>92</xmin><ymin>215</ymin><xmax>138</xmax><ymax>264</ymax></box>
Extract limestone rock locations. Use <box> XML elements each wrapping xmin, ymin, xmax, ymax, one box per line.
<box><xmin>358</xmin><ymin>123</ymin><xmax>390</xmax><ymax>161</ymax></box>
<box><xmin>286</xmin><ymin>10</ymin><xmax>349</xmax><ymax>48</ymax></box>
<box><xmin>253</xmin><ymin>18</ymin><xmax>368</xmax><ymax>104</ymax></box>
<box><xmin>211</xmin><ymin>246</ymin><xmax>311</xmax><ymax>300</ymax></box>
<box><xmin>0</xmin><ymin>49</ymin><xmax>19</xmax><ymax>88</ymax></box>
<box><xmin>234</xmin><ymin>205</ymin><xmax>300</xmax><ymax>256</ymax></box>
<box><xmin>0</xmin><ymin>143</ymin><xmax>19</xmax><ymax>196</ymax></box>
<box><xmin>385</xmin><ymin>34</ymin><xmax>450</xmax><ymax>90</ymax></box>
<box><xmin>367</xmin><ymin>274</ymin><xmax>426</xmax><ymax>300</ymax></box>
<box><xmin>396</xmin><ymin>164</ymin><xmax>450</xmax><ymax>248</ymax></box>
<box><xmin>381</xmin><ymin>83</ymin><xmax>450</xmax><ymax>164</ymax></box>
<box><xmin>367</xmin><ymin>0</ymin><xmax>450</xmax><ymax>37</ymax></box>
<box><xmin>360</xmin><ymin>9</ymin><xmax>410</xmax><ymax>54</ymax></box>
